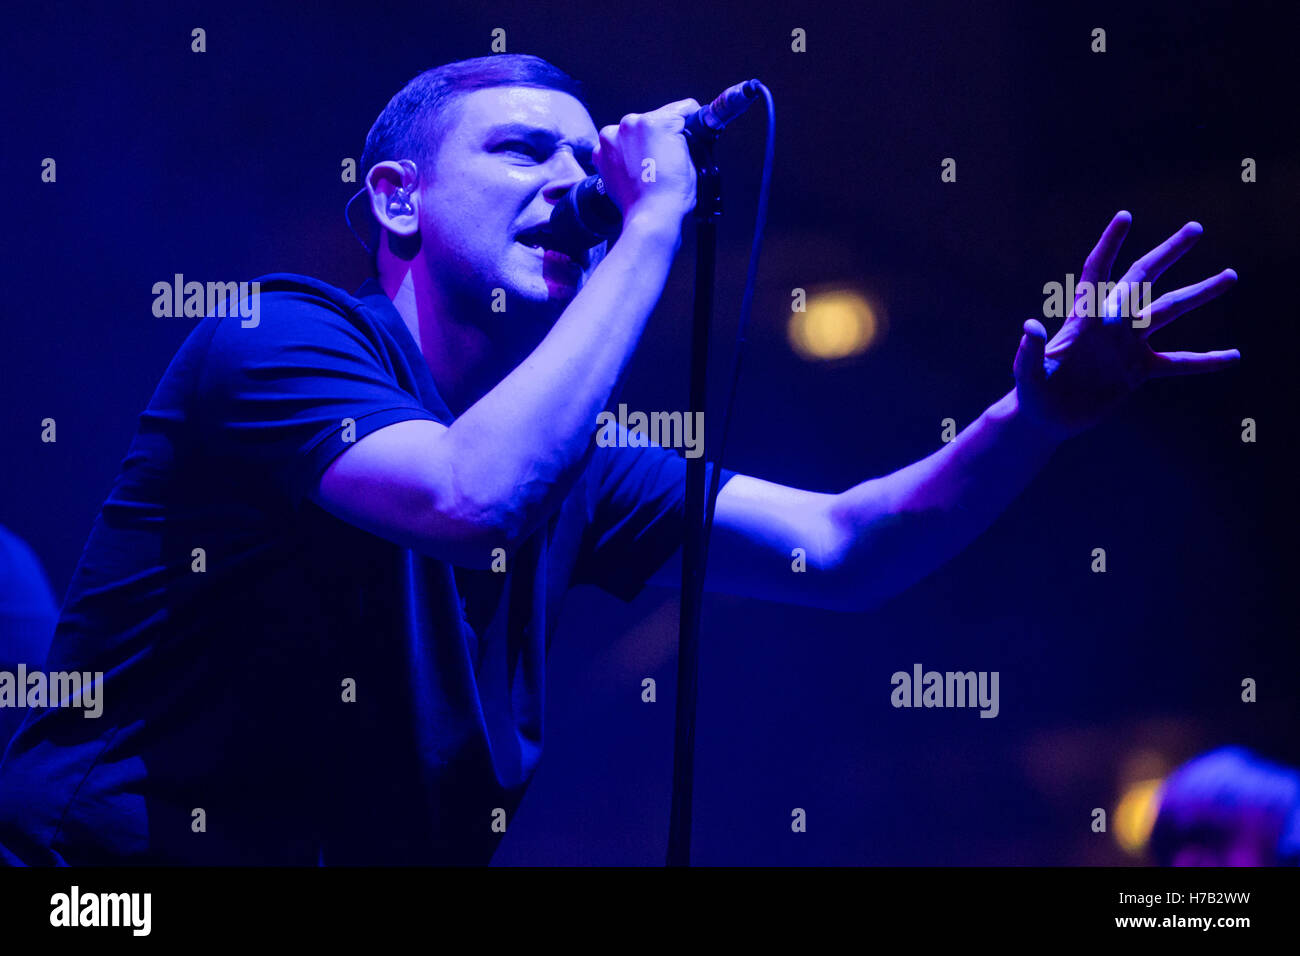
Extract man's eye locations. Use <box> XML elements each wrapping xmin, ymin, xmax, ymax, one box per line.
<box><xmin>498</xmin><ymin>141</ymin><xmax>542</xmax><ymax>161</ymax></box>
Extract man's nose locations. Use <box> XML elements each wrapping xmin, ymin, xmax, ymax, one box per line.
<box><xmin>542</xmin><ymin>149</ymin><xmax>589</xmax><ymax>201</ymax></box>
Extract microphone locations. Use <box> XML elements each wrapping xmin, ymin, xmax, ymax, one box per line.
<box><xmin>549</xmin><ymin>79</ymin><xmax>763</xmax><ymax>251</ymax></box>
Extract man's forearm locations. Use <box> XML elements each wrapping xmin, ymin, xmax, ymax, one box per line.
<box><xmin>828</xmin><ymin>388</ymin><xmax>1062</xmax><ymax>610</ymax></box>
<box><xmin>443</xmin><ymin>218</ymin><xmax>683</xmax><ymax>547</ymax></box>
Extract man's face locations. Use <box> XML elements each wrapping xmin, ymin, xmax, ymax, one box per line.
<box><xmin>415</xmin><ymin>85</ymin><xmax>602</xmax><ymax>318</ymax></box>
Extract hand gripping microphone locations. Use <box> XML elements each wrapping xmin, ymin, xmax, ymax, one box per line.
<box><xmin>548</xmin><ymin>79</ymin><xmax>763</xmax><ymax>251</ymax></box>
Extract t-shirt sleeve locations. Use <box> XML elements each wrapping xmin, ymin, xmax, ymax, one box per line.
<box><xmin>571</xmin><ymin>436</ymin><xmax>739</xmax><ymax>602</ymax></box>
<box><xmin>194</xmin><ymin>286</ymin><xmax>443</xmax><ymax>512</ymax></box>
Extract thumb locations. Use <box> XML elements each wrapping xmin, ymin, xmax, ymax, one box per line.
<box><xmin>1013</xmin><ymin>319</ymin><xmax>1048</xmax><ymax>386</ymax></box>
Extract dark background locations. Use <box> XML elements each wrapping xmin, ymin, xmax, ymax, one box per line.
<box><xmin>3</xmin><ymin>0</ymin><xmax>1295</xmax><ymax>864</ymax></box>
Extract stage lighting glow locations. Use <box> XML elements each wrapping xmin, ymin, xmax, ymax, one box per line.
<box><xmin>1115</xmin><ymin>777</ymin><xmax>1165</xmax><ymax>854</ymax></box>
<box><xmin>787</xmin><ymin>289</ymin><xmax>879</xmax><ymax>360</ymax></box>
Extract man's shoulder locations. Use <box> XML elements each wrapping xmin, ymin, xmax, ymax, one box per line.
<box><xmin>161</xmin><ymin>272</ymin><xmax>402</xmax><ymax>422</ymax></box>
<box><xmin>169</xmin><ymin>273</ymin><xmax>365</xmax><ymax>355</ymax></box>
<box><xmin>246</xmin><ymin>272</ymin><xmax>368</xmax><ymax>321</ymax></box>
<box><xmin>195</xmin><ymin>272</ymin><xmax>383</xmax><ymax>360</ymax></box>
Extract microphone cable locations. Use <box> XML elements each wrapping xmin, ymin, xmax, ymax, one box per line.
<box><xmin>700</xmin><ymin>81</ymin><xmax>775</xmax><ymax>570</ymax></box>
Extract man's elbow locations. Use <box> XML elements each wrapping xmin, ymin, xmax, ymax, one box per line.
<box><xmin>820</xmin><ymin>492</ymin><xmax>915</xmax><ymax>613</ymax></box>
<box><xmin>419</xmin><ymin>488</ymin><xmax>529</xmax><ymax>569</ymax></box>
<box><xmin>818</xmin><ymin>500</ymin><xmax>881</xmax><ymax>613</ymax></box>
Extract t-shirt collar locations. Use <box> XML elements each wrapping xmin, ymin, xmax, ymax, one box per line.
<box><xmin>354</xmin><ymin>277</ymin><xmax>455</xmax><ymax>423</ymax></box>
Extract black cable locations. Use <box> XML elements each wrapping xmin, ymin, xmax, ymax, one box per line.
<box><xmin>701</xmin><ymin>82</ymin><xmax>775</xmax><ymax>566</ymax></box>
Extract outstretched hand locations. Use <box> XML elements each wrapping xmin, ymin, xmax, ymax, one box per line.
<box><xmin>1013</xmin><ymin>211</ymin><xmax>1239</xmax><ymax>441</ymax></box>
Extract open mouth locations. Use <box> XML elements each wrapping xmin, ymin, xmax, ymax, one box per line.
<box><xmin>514</xmin><ymin>224</ymin><xmax>589</xmax><ymax>270</ymax></box>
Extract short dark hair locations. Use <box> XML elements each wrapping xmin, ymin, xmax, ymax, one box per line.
<box><xmin>358</xmin><ymin>55</ymin><xmax>587</xmax><ymax>270</ymax></box>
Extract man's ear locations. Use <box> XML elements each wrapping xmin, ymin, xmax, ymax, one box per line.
<box><xmin>367</xmin><ymin>160</ymin><xmax>420</xmax><ymax>239</ymax></box>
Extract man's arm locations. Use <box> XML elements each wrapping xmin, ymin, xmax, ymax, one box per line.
<box><xmin>651</xmin><ymin>212</ymin><xmax>1239</xmax><ymax>612</ymax></box>
<box><xmin>315</xmin><ymin>221</ymin><xmax>681</xmax><ymax>568</ymax></box>
<box><xmin>313</xmin><ymin>101</ymin><xmax>700</xmax><ymax>568</ymax></box>
<box><xmin>648</xmin><ymin>389</ymin><xmax>1057</xmax><ymax>612</ymax></box>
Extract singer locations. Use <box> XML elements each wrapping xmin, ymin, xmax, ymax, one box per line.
<box><xmin>0</xmin><ymin>54</ymin><xmax>1239</xmax><ymax>865</ymax></box>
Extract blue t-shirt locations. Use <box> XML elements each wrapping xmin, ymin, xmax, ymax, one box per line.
<box><xmin>0</xmin><ymin>274</ymin><xmax>735</xmax><ymax>865</ymax></box>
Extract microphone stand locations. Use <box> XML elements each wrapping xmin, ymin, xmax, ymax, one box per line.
<box><xmin>667</xmin><ymin>136</ymin><xmax>723</xmax><ymax>868</ymax></box>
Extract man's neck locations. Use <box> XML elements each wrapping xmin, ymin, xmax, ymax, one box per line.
<box><xmin>380</xmin><ymin>269</ymin><xmax>529</xmax><ymax>417</ymax></box>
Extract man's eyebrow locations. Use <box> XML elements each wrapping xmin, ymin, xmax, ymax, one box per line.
<box><xmin>484</xmin><ymin>123</ymin><xmax>596</xmax><ymax>157</ymax></box>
